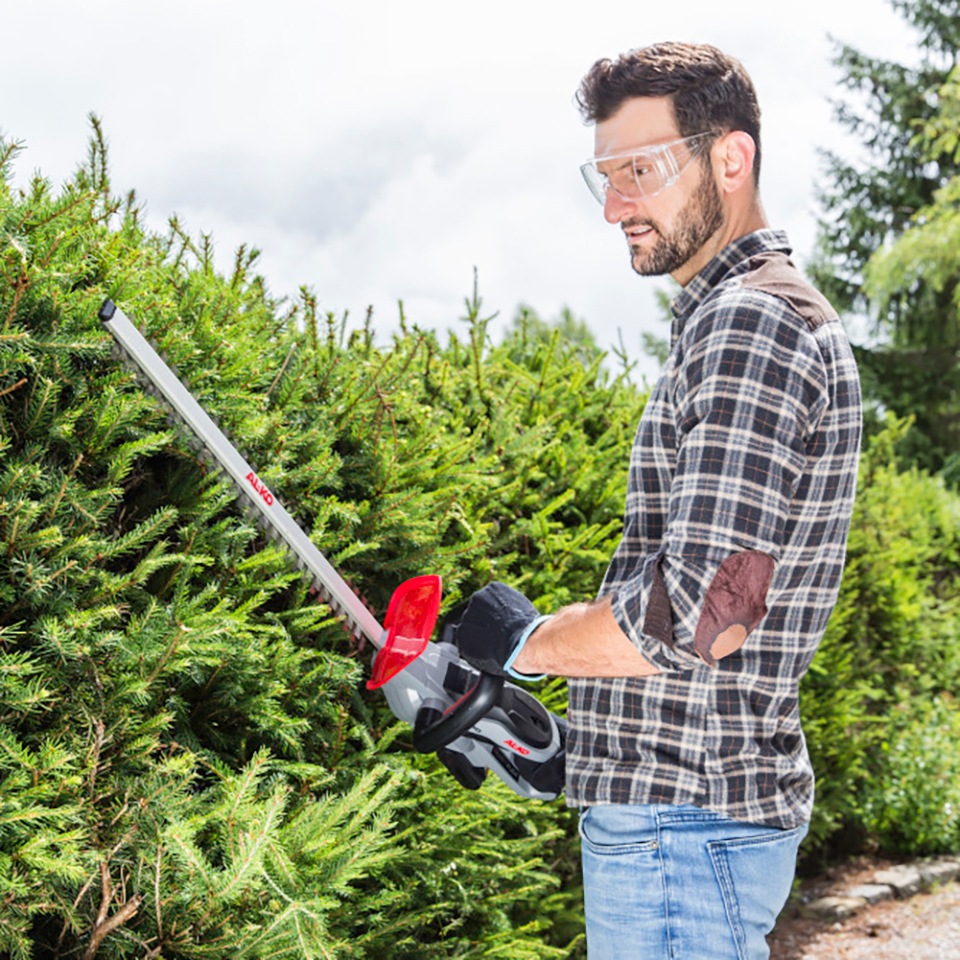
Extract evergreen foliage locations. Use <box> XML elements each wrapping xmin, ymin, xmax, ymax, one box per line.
<box><xmin>800</xmin><ymin>416</ymin><xmax>960</xmax><ymax>863</ymax></box>
<box><xmin>806</xmin><ymin>4</ymin><xmax>960</xmax><ymax>853</ymax></box>
<box><xmin>810</xmin><ymin>0</ymin><xmax>960</xmax><ymax>475</ymax></box>
<box><xmin>0</xmin><ymin>122</ymin><xmax>643</xmax><ymax>958</ymax></box>
<box><xmin>862</xmin><ymin>61</ymin><xmax>960</xmax><ymax>482</ymax></box>
<box><xmin>4</xmin><ymin>106</ymin><xmax>960</xmax><ymax>956</ymax></box>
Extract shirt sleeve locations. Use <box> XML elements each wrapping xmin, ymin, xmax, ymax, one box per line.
<box><xmin>608</xmin><ymin>290</ymin><xmax>830</xmax><ymax>671</ymax></box>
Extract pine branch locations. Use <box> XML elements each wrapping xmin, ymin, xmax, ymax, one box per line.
<box><xmin>82</xmin><ymin>862</ymin><xmax>143</xmax><ymax>960</ymax></box>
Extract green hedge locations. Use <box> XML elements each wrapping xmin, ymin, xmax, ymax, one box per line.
<box><xmin>800</xmin><ymin>415</ymin><xmax>960</xmax><ymax>863</ymax></box>
<box><xmin>0</xmin><ymin>128</ymin><xmax>647</xmax><ymax>958</ymax></box>
<box><xmin>3</xmin><ymin>125</ymin><xmax>960</xmax><ymax>957</ymax></box>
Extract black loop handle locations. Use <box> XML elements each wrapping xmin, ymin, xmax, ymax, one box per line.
<box><xmin>412</xmin><ymin>671</ymin><xmax>504</xmax><ymax>754</ymax></box>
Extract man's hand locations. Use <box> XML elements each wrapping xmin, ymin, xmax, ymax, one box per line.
<box><xmin>449</xmin><ymin>582</ymin><xmax>551</xmax><ymax>679</ymax></box>
<box><xmin>451</xmin><ymin>585</ymin><xmax>662</xmax><ymax>680</ymax></box>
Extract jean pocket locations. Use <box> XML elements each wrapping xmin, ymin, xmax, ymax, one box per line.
<box><xmin>578</xmin><ymin>806</ymin><xmax>660</xmax><ymax>856</ymax></box>
<box><xmin>707</xmin><ymin>824</ymin><xmax>806</xmax><ymax>959</ymax></box>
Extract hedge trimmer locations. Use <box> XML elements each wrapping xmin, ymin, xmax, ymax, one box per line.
<box><xmin>98</xmin><ymin>299</ymin><xmax>566</xmax><ymax>800</ymax></box>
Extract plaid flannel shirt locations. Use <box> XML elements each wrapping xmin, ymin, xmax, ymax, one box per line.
<box><xmin>566</xmin><ymin>230</ymin><xmax>862</xmax><ymax>829</ymax></box>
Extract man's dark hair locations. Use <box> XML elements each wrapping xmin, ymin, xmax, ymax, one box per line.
<box><xmin>576</xmin><ymin>42</ymin><xmax>762</xmax><ymax>182</ymax></box>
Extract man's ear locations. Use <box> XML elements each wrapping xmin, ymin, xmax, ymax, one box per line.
<box><xmin>713</xmin><ymin>131</ymin><xmax>756</xmax><ymax>194</ymax></box>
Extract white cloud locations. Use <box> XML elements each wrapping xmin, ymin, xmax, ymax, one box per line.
<box><xmin>3</xmin><ymin>0</ymin><xmax>924</xmax><ymax>382</ymax></box>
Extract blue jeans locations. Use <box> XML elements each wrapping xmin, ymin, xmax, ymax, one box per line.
<box><xmin>579</xmin><ymin>804</ymin><xmax>806</xmax><ymax>959</ymax></box>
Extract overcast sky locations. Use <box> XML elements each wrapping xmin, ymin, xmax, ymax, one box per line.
<box><xmin>4</xmin><ymin>0</ymin><xmax>921</xmax><ymax>380</ymax></box>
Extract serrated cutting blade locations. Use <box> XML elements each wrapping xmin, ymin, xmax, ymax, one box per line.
<box><xmin>98</xmin><ymin>298</ymin><xmax>384</xmax><ymax>648</ymax></box>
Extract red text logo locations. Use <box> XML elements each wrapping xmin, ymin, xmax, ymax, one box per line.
<box><xmin>503</xmin><ymin>739</ymin><xmax>531</xmax><ymax>756</ymax></box>
<box><xmin>246</xmin><ymin>471</ymin><xmax>275</xmax><ymax>506</ymax></box>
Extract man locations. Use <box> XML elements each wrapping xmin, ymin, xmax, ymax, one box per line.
<box><xmin>451</xmin><ymin>42</ymin><xmax>862</xmax><ymax>958</ymax></box>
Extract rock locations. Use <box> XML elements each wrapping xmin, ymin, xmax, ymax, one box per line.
<box><xmin>800</xmin><ymin>895</ymin><xmax>867</xmax><ymax>921</ymax></box>
<box><xmin>918</xmin><ymin>858</ymin><xmax>960</xmax><ymax>887</ymax></box>
<box><xmin>872</xmin><ymin>864</ymin><xmax>923</xmax><ymax>898</ymax></box>
<box><xmin>841</xmin><ymin>883</ymin><xmax>894</xmax><ymax>905</ymax></box>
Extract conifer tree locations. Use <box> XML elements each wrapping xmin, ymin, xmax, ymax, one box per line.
<box><xmin>1</xmin><ymin>121</ymin><xmax>648</xmax><ymax>957</ymax></box>
<box><xmin>810</xmin><ymin>0</ymin><xmax>960</xmax><ymax>473</ymax></box>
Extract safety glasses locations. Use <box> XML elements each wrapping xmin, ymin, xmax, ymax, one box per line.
<box><xmin>580</xmin><ymin>132</ymin><xmax>717</xmax><ymax>205</ymax></box>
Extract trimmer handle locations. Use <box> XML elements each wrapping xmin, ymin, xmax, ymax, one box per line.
<box><xmin>412</xmin><ymin>671</ymin><xmax>504</xmax><ymax>753</ymax></box>
<box><xmin>374</xmin><ymin>579</ymin><xmax>566</xmax><ymax>801</ymax></box>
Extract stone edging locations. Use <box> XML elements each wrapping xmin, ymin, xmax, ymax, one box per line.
<box><xmin>798</xmin><ymin>857</ymin><xmax>960</xmax><ymax>922</ymax></box>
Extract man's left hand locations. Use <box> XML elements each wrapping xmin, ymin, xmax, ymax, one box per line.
<box><xmin>449</xmin><ymin>581</ymin><xmax>551</xmax><ymax>679</ymax></box>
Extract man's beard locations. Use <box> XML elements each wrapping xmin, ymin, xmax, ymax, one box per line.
<box><xmin>626</xmin><ymin>166</ymin><xmax>725</xmax><ymax>277</ymax></box>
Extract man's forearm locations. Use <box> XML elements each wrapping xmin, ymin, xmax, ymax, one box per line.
<box><xmin>511</xmin><ymin>595</ymin><xmax>662</xmax><ymax>678</ymax></box>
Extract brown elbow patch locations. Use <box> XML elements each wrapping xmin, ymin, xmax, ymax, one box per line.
<box><xmin>694</xmin><ymin>551</ymin><xmax>775</xmax><ymax>666</ymax></box>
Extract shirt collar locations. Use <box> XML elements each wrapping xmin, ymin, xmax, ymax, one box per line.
<box><xmin>670</xmin><ymin>229</ymin><xmax>792</xmax><ymax>339</ymax></box>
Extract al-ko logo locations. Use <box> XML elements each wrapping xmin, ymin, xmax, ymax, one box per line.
<box><xmin>246</xmin><ymin>471</ymin><xmax>274</xmax><ymax>506</ymax></box>
<box><xmin>503</xmin><ymin>739</ymin><xmax>531</xmax><ymax>756</ymax></box>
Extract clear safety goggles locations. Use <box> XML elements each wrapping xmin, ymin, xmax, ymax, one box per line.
<box><xmin>579</xmin><ymin>132</ymin><xmax>717</xmax><ymax>205</ymax></box>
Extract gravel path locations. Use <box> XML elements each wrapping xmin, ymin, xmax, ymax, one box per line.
<box><xmin>769</xmin><ymin>874</ymin><xmax>960</xmax><ymax>958</ymax></box>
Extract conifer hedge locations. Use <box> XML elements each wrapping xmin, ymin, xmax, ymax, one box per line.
<box><xmin>0</xmin><ymin>126</ymin><xmax>643</xmax><ymax>958</ymax></box>
<box><xmin>3</xmin><ymin>123</ymin><xmax>960</xmax><ymax>958</ymax></box>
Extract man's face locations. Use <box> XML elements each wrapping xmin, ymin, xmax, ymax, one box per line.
<box><xmin>592</xmin><ymin>96</ymin><xmax>725</xmax><ymax>284</ymax></box>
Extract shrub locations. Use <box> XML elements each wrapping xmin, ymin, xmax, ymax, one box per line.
<box><xmin>800</xmin><ymin>415</ymin><xmax>960</xmax><ymax>864</ymax></box>
<box><xmin>860</xmin><ymin>693</ymin><xmax>960</xmax><ymax>854</ymax></box>
<box><xmin>0</xmin><ymin>125</ymin><xmax>646</xmax><ymax>958</ymax></box>
<box><xmin>5</xmin><ymin>118</ymin><xmax>960</xmax><ymax>956</ymax></box>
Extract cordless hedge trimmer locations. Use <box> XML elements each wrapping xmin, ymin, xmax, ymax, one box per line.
<box><xmin>99</xmin><ymin>299</ymin><xmax>566</xmax><ymax>800</ymax></box>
